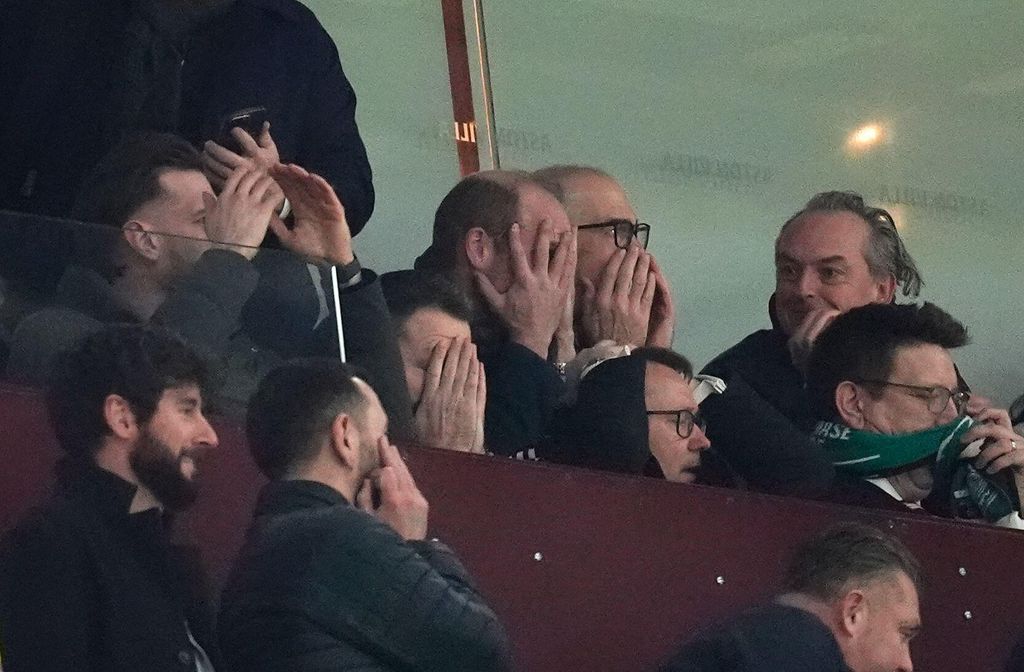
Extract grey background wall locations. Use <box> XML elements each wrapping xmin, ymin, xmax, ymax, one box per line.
<box><xmin>308</xmin><ymin>0</ymin><xmax>1023</xmax><ymax>405</ymax></box>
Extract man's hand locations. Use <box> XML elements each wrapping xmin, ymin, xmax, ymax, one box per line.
<box><xmin>356</xmin><ymin>438</ymin><xmax>429</xmax><ymax>540</ymax></box>
<box><xmin>415</xmin><ymin>338</ymin><xmax>486</xmax><ymax>454</ymax></box>
<box><xmin>577</xmin><ymin>244</ymin><xmax>656</xmax><ymax>348</ymax></box>
<box><xmin>646</xmin><ymin>257</ymin><xmax>676</xmax><ymax>347</ymax></box>
<box><xmin>476</xmin><ymin>221</ymin><xmax>576</xmax><ymax>359</ymax></box>
<box><xmin>200</xmin><ymin>167</ymin><xmax>278</xmax><ymax>260</ymax></box>
<box><xmin>554</xmin><ymin>281</ymin><xmax>577</xmax><ymax>364</ymax></box>
<box><xmin>267</xmin><ymin>163</ymin><xmax>354</xmax><ymax>266</ymax></box>
<box><xmin>202</xmin><ymin>122</ymin><xmax>281</xmax><ymax>193</ymax></box>
<box><xmin>963</xmin><ymin>408</ymin><xmax>1024</xmax><ymax>475</ymax></box>
<box><xmin>786</xmin><ymin>308</ymin><xmax>841</xmax><ymax>372</ymax></box>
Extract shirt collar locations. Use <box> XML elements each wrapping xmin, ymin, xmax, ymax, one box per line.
<box><xmin>254</xmin><ymin>479</ymin><xmax>350</xmax><ymax>518</ymax></box>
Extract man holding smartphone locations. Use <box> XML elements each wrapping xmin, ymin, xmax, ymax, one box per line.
<box><xmin>219</xmin><ymin>359</ymin><xmax>512</xmax><ymax>672</ymax></box>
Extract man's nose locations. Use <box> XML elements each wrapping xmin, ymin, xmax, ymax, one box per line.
<box><xmin>197</xmin><ymin>415</ymin><xmax>219</xmax><ymax>448</ymax></box>
<box><xmin>796</xmin><ymin>268</ymin><xmax>820</xmax><ymax>297</ymax></box>
<box><xmin>690</xmin><ymin>425</ymin><xmax>711</xmax><ymax>452</ymax></box>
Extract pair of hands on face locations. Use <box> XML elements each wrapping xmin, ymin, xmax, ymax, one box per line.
<box><xmin>202</xmin><ymin>125</ymin><xmax>354</xmax><ymax>266</ymax></box>
<box><xmin>356</xmin><ymin>438</ymin><xmax>430</xmax><ymax>541</ymax></box>
<box><xmin>576</xmin><ymin>244</ymin><xmax>675</xmax><ymax>348</ymax></box>
<box><xmin>414</xmin><ymin>337</ymin><xmax>486</xmax><ymax>454</ymax></box>
<box><xmin>476</xmin><ymin>221</ymin><xmax>577</xmax><ymax>360</ymax></box>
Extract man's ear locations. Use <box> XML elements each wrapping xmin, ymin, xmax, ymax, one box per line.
<box><xmin>103</xmin><ymin>394</ymin><xmax>138</xmax><ymax>441</ymax></box>
<box><xmin>838</xmin><ymin>589</ymin><xmax>868</xmax><ymax>637</ymax></box>
<box><xmin>875</xmin><ymin>273</ymin><xmax>897</xmax><ymax>304</ymax></box>
<box><xmin>835</xmin><ymin>381</ymin><xmax>869</xmax><ymax>429</ymax></box>
<box><xmin>464</xmin><ymin>227</ymin><xmax>494</xmax><ymax>272</ymax></box>
<box><xmin>328</xmin><ymin>412</ymin><xmax>359</xmax><ymax>469</ymax></box>
<box><xmin>122</xmin><ymin>220</ymin><xmax>162</xmax><ymax>262</ymax></box>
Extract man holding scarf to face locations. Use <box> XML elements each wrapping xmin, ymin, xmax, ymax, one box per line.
<box><xmin>806</xmin><ymin>302</ymin><xmax>1024</xmax><ymax>527</ymax></box>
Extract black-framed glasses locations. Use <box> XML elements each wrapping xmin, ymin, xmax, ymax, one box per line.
<box><xmin>577</xmin><ymin>219</ymin><xmax>650</xmax><ymax>250</ymax></box>
<box><xmin>856</xmin><ymin>379</ymin><xmax>970</xmax><ymax>415</ymax></box>
<box><xmin>646</xmin><ymin>409</ymin><xmax>706</xmax><ymax>439</ymax></box>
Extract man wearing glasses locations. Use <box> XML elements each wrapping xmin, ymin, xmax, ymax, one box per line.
<box><xmin>534</xmin><ymin>166</ymin><xmax>675</xmax><ymax>349</ymax></box>
<box><xmin>805</xmin><ymin>302</ymin><xmax>1024</xmax><ymax>527</ymax></box>
<box><xmin>544</xmin><ymin>347</ymin><xmax>711</xmax><ymax>484</ymax></box>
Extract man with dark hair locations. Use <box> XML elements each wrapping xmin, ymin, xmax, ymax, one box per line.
<box><xmin>546</xmin><ymin>347</ymin><xmax>712</xmax><ymax>483</ymax></box>
<box><xmin>6</xmin><ymin>135</ymin><xmax>413</xmax><ymax>438</ymax></box>
<box><xmin>414</xmin><ymin>170</ymin><xmax>576</xmax><ymax>455</ymax></box>
<box><xmin>218</xmin><ymin>360</ymin><xmax>512</xmax><ymax>671</ymax></box>
<box><xmin>662</xmin><ymin>522</ymin><xmax>921</xmax><ymax>672</ymax></box>
<box><xmin>533</xmin><ymin>164</ymin><xmax>675</xmax><ymax>349</ymax></box>
<box><xmin>806</xmin><ymin>303</ymin><xmax>1024</xmax><ymax>525</ymax></box>
<box><xmin>381</xmin><ymin>270</ymin><xmax>485</xmax><ymax>452</ymax></box>
<box><xmin>0</xmin><ymin>324</ymin><xmax>221</xmax><ymax>671</ymax></box>
<box><xmin>701</xmin><ymin>191</ymin><xmax>924</xmax><ymax>498</ymax></box>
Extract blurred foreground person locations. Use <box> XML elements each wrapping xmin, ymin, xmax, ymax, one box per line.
<box><xmin>662</xmin><ymin>522</ymin><xmax>921</xmax><ymax>672</ymax></box>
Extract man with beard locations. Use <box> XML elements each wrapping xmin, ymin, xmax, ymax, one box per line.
<box><xmin>218</xmin><ymin>360</ymin><xmax>512</xmax><ymax>671</ymax></box>
<box><xmin>0</xmin><ymin>324</ymin><xmax>221</xmax><ymax>672</ymax></box>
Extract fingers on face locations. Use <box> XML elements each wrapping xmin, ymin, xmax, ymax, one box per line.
<box><xmin>474</xmin><ymin>271</ymin><xmax>505</xmax><ymax>310</ymax></box>
<box><xmin>506</xmin><ymin>223</ymin><xmax>532</xmax><ymax>280</ymax></box>
<box><xmin>231</xmin><ymin>126</ymin><xmax>261</xmax><ymax>155</ymax></box>
<box><xmin>600</xmin><ymin>247</ymin><xmax>626</xmax><ymax>296</ymax></box>
<box><xmin>613</xmin><ymin>244</ymin><xmax>641</xmax><ymax>297</ymax></box>
<box><xmin>641</xmin><ymin>269</ymin><xmax>658</xmax><ymax>307</ymax></box>
<box><xmin>356</xmin><ymin>478</ymin><xmax>375</xmax><ymax>510</ymax></box>
<box><xmin>630</xmin><ymin>253</ymin><xmax>652</xmax><ymax>303</ymax></box>
<box><xmin>532</xmin><ymin>219</ymin><xmax>553</xmax><ymax>274</ymax></box>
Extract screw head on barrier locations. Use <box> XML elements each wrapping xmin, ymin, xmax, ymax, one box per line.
<box><xmin>533</xmin><ymin>552</ymin><xmax>543</xmax><ymax>562</ymax></box>
<box><xmin>958</xmin><ymin>567</ymin><xmax>967</xmax><ymax>576</ymax></box>
<box><xmin>715</xmin><ymin>576</ymin><xmax>725</xmax><ymax>585</ymax></box>
<box><xmin>964</xmin><ymin>610</ymin><xmax>973</xmax><ymax>620</ymax></box>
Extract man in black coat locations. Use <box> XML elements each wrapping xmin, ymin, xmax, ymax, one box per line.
<box><xmin>699</xmin><ymin>191</ymin><xmax>924</xmax><ymax>498</ymax></box>
<box><xmin>414</xmin><ymin>171</ymin><xmax>576</xmax><ymax>456</ymax></box>
<box><xmin>218</xmin><ymin>359</ymin><xmax>512</xmax><ymax>671</ymax></box>
<box><xmin>0</xmin><ymin>325</ymin><xmax>222</xmax><ymax>672</ymax></box>
<box><xmin>661</xmin><ymin>523</ymin><xmax>922</xmax><ymax>672</ymax></box>
<box><xmin>5</xmin><ymin>133</ymin><xmax>413</xmax><ymax>438</ymax></box>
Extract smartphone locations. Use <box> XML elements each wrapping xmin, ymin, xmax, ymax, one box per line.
<box><xmin>216</xmin><ymin>106</ymin><xmax>268</xmax><ymax>154</ymax></box>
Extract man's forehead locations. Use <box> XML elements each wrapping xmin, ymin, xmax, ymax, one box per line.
<box><xmin>889</xmin><ymin>343</ymin><xmax>958</xmax><ymax>385</ymax></box>
<box><xmin>563</xmin><ymin>174</ymin><xmax>635</xmax><ymax>222</ymax></box>
<box><xmin>777</xmin><ymin>210</ymin><xmax>871</xmax><ymax>262</ymax></box>
<box><xmin>644</xmin><ymin>363</ymin><xmax>696</xmax><ymax>408</ymax></box>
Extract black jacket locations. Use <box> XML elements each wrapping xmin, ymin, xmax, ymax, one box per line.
<box><xmin>0</xmin><ymin>0</ymin><xmax>373</xmax><ymax>232</ymax></box>
<box><xmin>700</xmin><ymin>328</ymin><xmax>834</xmax><ymax>498</ymax></box>
<box><xmin>661</xmin><ymin>603</ymin><xmax>851</xmax><ymax>672</ymax></box>
<box><xmin>0</xmin><ymin>460</ymin><xmax>218</xmax><ymax>672</ymax></box>
<box><xmin>218</xmin><ymin>480</ymin><xmax>513</xmax><ymax>672</ymax></box>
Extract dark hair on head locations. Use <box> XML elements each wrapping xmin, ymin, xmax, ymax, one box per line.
<box><xmin>778</xmin><ymin>191</ymin><xmax>923</xmax><ymax>298</ymax></box>
<box><xmin>783</xmin><ymin>522</ymin><xmax>921</xmax><ymax>602</ymax></box>
<box><xmin>806</xmin><ymin>302</ymin><xmax>969</xmax><ymax>419</ymax></box>
<box><xmin>246</xmin><ymin>359</ymin><xmax>371</xmax><ymax>480</ymax></box>
<box><xmin>630</xmin><ymin>346</ymin><xmax>694</xmax><ymax>380</ymax></box>
<box><xmin>380</xmin><ymin>270</ymin><xmax>472</xmax><ymax>328</ymax></box>
<box><xmin>70</xmin><ymin>132</ymin><xmax>203</xmax><ymax>279</ymax></box>
<box><xmin>532</xmin><ymin>164</ymin><xmax>614</xmax><ymax>206</ymax></box>
<box><xmin>414</xmin><ymin>170</ymin><xmax>534</xmax><ymax>274</ymax></box>
<box><xmin>46</xmin><ymin>324</ymin><xmax>211</xmax><ymax>458</ymax></box>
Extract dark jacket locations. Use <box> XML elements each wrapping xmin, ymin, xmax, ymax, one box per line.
<box><xmin>700</xmin><ymin>328</ymin><xmax>834</xmax><ymax>498</ymax></box>
<box><xmin>543</xmin><ymin>355</ymin><xmax>657</xmax><ymax>475</ymax></box>
<box><xmin>0</xmin><ymin>459</ymin><xmax>218</xmax><ymax>672</ymax></box>
<box><xmin>0</xmin><ymin>0</ymin><xmax>373</xmax><ymax>232</ymax></box>
<box><xmin>5</xmin><ymin>252</ymin><xmax>415</xmax><ymax>439</ymax></box>
<box><xmin>218</xmin><ymin>480</ymin><xmax>513</xmax><ymax>672</ymax></box>
<box><xmin>660</xmin><ymin>603</ymin><xmax>851</xmax><ymax>672</ymax></box>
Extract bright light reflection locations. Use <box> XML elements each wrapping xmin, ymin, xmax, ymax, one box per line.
<box><xmin>846</xmin><ymin>123</ymin><xmax>885</xmax><ymax>151</ymax></box>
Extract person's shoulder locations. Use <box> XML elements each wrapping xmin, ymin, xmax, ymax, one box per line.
<box><xmin>1</xmin><ymin>495</ymin><xmax>87</xmax><ymax>564</ymax></box>
<box><xmin>236</xmin><ymin>0</ymin><xmax>321</xmax><ymax>26</ymax></box>
<box><xmin>702</xmin><ymin>328</ymin><xmax>782</xmax><ymax>376</ymax></box>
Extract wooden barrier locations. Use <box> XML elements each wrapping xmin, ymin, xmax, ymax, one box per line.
<box><xmin>2</xmin><ymin>382</ymin><xmax>1023</xmax><ymax>671</ymax></box>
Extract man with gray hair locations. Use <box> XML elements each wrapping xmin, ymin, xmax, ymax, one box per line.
<box><xmin>700</xmin><ymin>191</ymin><xmax>923</xmax><ymax>497</ymax></box>
<box><xmin>662</xmin><ymin>522</ymin><xmax>921</xmax><ymax>672</ymax></box>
